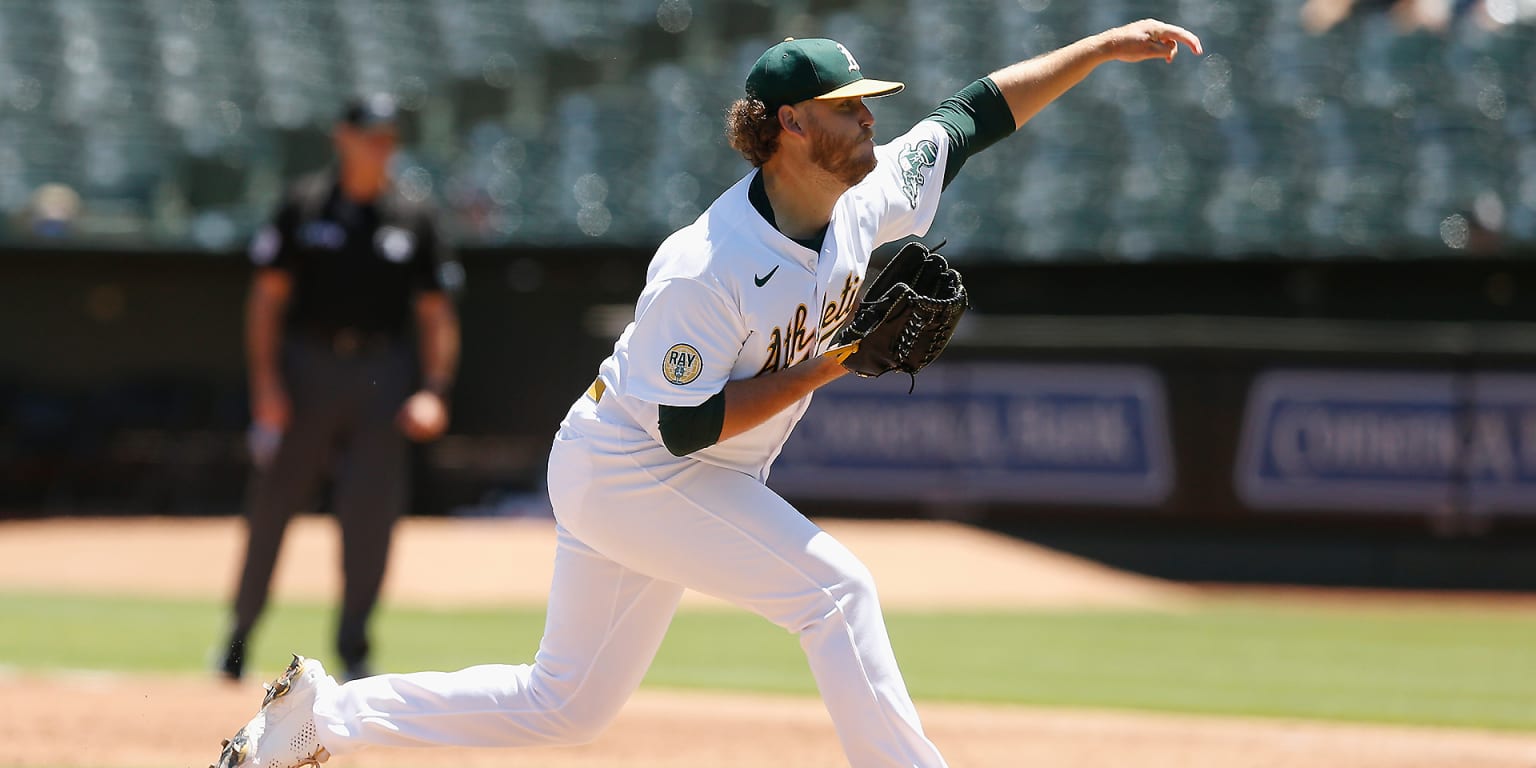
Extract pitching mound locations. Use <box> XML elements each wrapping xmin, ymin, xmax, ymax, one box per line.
<box><xmin>0</xmin><ymin>673</ymin><xmax>1531</xmax><ymax>768</ymax></box>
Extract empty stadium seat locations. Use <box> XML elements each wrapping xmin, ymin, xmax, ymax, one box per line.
<box><xmin>0</xmin><ymin>0</ymin><xmax>1527</xmax><ymax>259</ymax></box>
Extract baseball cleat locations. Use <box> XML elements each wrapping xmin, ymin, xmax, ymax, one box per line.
<box><xmin>211</xmin><ymin>654</ymin><xmax>336</xmax><ymax>768</ymax></box>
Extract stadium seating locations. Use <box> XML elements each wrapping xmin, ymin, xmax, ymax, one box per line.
<box><xmin>0</xmin><ymin>0</ymin><xmax>1528</xmax><ymax>259</ymax></box>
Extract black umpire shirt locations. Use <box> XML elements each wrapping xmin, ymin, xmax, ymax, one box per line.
<box><xmin>249</xmin><ymin>170</ymin><xmax>456</xmax><ymax>340</ymax></box>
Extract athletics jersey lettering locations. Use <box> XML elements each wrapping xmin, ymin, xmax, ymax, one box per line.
<box><xmin>587</xmin><ymin>121</ymin><xmax>950</xmax><ymax>479</ymax></box>
<box><xmin>757</xmin><ymin>303</ymin><xmax>814</xmax><ymax>375</ymax></box>
<box><xmin>819</xmin><ymin>273</ymin><xmax>863</xmax><ymax>342</ymax></box>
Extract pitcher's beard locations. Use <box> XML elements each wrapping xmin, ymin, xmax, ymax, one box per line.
<box><xmin>811</xmin><ymin>130</ymin><xmax>876</xmax><ymax>187</ymax></box>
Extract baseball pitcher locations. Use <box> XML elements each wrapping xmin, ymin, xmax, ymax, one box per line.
<box><xmin>211</xmin><ymin>19</ymin><xmax>1200</xmax><ymax>768</ymax></box>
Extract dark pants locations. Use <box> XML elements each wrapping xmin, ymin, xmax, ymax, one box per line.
<box><xmin>230</xmin><ymin>336</ymin><xmax>413</xmax><ymax>670</ymax></box>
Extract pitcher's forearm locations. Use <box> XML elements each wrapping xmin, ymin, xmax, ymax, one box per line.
<box><xmin>720</xmin><ymin>355</ymin><xmax>848</xmax><ymax>441</ymax></box>
<box><xmin>989</xmin><ymin>35</ymin><xmax>1113</xmax><ymax>130</ymax></box>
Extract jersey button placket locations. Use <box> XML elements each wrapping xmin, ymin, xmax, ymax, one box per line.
<box><xmin>810</xmin><ymin>245</ymin><xmax>832</xmax><ymax>354</ymax></box>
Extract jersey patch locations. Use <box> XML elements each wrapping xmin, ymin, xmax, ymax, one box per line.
<box><xmin>663</xmin><ymin>343</ymin><xmax>703</xmax><ymax>386</ymax></box>
<box><xmin>375</xmin><ymin>226</ymin><xmax>416</xmax><ymax>263</ymax></box>
<box><xmin>898</xmin><ymin>139</ymin><xmax>939</xmax><ymax>209</ymax></box>
<box><xmin>299</xmin><ymin>220</ymin><xmax>347</xmax><ymax>250</ymax></box>
<box><xmin>249</xmin><ymin>225</ymin><xmax>280</xmax><ymax>266</ymax></box>
<box><xmin>437</xmin><ymin>260</ymin><xmax>466</xmax><ymax>295</ymax></box>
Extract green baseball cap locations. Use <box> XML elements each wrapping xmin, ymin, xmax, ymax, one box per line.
<box><xmin>746</xmin><ymin>38</ymin><xmax>904</xmax><ymax>111</ymax></box>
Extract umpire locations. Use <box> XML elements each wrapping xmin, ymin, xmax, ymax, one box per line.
<box><xmin>219</xmin><ymin>94</ymin><xmax>461</xmax><ymax>682</ymax></box>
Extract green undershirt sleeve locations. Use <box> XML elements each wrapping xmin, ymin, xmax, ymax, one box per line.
<box><xmin>925</xmin><ymin>77</ymin><xmax>1016</xmax><ymax>188</ymax></box>
<box><xmin>657</xmin><ymin>391</ymin><xmax>727</xmax><ymax>456</ymax></box>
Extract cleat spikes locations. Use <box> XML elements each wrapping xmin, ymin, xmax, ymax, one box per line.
<box><xmin>215</xmin><ymin>731</ymin><xmax>251</xmax><ymax>768</ymax></box>
<box><xmin>260</xmin><ymin>654</ymin><xmax>307</xmax><ymax>706</ymax></box>
<box><xmin>213</xmin><ymin>655</ymin><xmax>332</xmax><ymax>768</ymax></box>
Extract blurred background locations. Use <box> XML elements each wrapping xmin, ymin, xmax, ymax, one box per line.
<box><xmin>2</xmin><ymin>0</ymin><xmax>1535</xmax><ymax>589</ymax></box>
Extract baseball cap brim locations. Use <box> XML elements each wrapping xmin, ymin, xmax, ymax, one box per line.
<box><xmin>814</xmin><ymin>77</ymin><xmax>905</xmax><ymax>101</ymax></box>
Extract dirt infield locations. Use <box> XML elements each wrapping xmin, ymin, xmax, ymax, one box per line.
<box><xmin>1</xmin><ymin>516</ymin><xmax>1533</xmax><ymax>768</ymax></box>
<box><xmin>0</xmin><ymin>515</ymin><xmax>1191</xmax><ymax>610</ymax></box>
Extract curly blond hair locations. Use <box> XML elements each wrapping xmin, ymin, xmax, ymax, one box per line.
<box><xmin>724</xmin><ymin>97</ymin><xmax>783</xmax><ymax>167</ymax></box>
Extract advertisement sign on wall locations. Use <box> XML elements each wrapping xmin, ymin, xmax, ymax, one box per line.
<box><xmin>1236</xmin><ymin>370</ymin><xmax>1536</xmax><ymax>515</ymax></box>
<box><xmin>771</xmin><ymin>363</ymin><xmax>1174</xmax><ymax>506</ymax></box>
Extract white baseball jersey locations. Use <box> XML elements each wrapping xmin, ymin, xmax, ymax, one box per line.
<box><xmin>309</xmin><ymin>118</ymin><xmax>960</xmax><ymax>768</ymax></box>
<box><xmin>587</xmin><ymin>120</ymin><xmax>952</xmax><ymax>480</ymax></box>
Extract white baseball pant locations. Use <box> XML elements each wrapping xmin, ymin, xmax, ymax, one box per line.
<box><xmin>311</xmin><ymin>398</ymin><xmax>947</xmax><ymax>768</ymax></box>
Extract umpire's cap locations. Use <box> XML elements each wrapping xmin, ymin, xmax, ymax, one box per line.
<box><xmin>746</xmin><ymin>38</ymin><xmax>903</xmax><ymax>112</ymax></box>
<box><xmin>340</xmin><ymin>93</ymin><xmax>398</xmax><ymax>128</ymax></box>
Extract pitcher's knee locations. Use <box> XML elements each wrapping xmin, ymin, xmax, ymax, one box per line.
<box><xmin>833</xmin><ymin>559</ymin><xmax>878</xmax><ymax>603</ymax></box>
<box><xmin>544</xmin><ymin>713</ymin><xmax>610</xmax><ymax>746</ymax></box>
<box><xmin>525</xmin><ymin>672</ymin><xmax>624</xmax><ymax>746</ymax></box>
<box><xmin>783</xmin><ymin>559</ymin><xmax>881</xmax><ymax>633</ymax></box>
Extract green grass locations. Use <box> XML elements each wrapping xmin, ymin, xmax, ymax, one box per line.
<box><xmin>1</xmin><ymin>591</ymin><xmax>1532</xmax><ymax>731</ymax></box>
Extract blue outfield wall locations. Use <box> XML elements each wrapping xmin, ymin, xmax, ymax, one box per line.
<box><xmin>772</xmin><ymin>363</ymin><xmax>1176</xmax><ymax>508</ymax></box>
<box><xmin>1235</xmin><ymin>369</ymin><xmax>1536</xmax><ymax>518</ymax></box>
<box><xmin>773</xmin><ymin>363</ymin><xmax>1536</xmax><ymax>524</ymax></box>
<box><xmin>3</xmin><ymin>245</ymin><xmax>1536</xmax><ymax>587</ymax></box>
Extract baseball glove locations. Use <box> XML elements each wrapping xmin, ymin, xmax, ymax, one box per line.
<box><xmin>827</xmin><ymin>240</ymin><xmax>968</xmax><ymax>387</ymax></box>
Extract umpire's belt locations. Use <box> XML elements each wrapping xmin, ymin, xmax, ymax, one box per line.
<box><xmin>585</xmin><ymin>378</ymin><xmax>606</xmax><ymax>403</ymax></box>
<box><xmin>298</xmin><ymin>327</ymin><xmax>402</xmax><ymax>358</ymax></box>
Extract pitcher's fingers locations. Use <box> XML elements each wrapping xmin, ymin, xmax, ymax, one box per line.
<box><xmin>1158</xmin><ymin>23</ymin><xmax>1203</xmax><ymax>55</ymax></box>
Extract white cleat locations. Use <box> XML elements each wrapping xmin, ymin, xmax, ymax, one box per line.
<box><xmin>211</xmin><ymin>654</ymin><xmax>337</xmax><ymax>768</ymax></box>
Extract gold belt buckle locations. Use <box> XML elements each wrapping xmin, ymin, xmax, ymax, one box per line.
<box><xmin>585</xmin><ymin>378</ymin><xmax>606</xmax><ymax>402</ymax></box>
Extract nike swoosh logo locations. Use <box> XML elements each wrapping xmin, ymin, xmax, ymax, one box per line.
<box><xmin>753</xmin><ymin>265</ymin><xmax>779</xmax><ymax>287</ymax></box>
